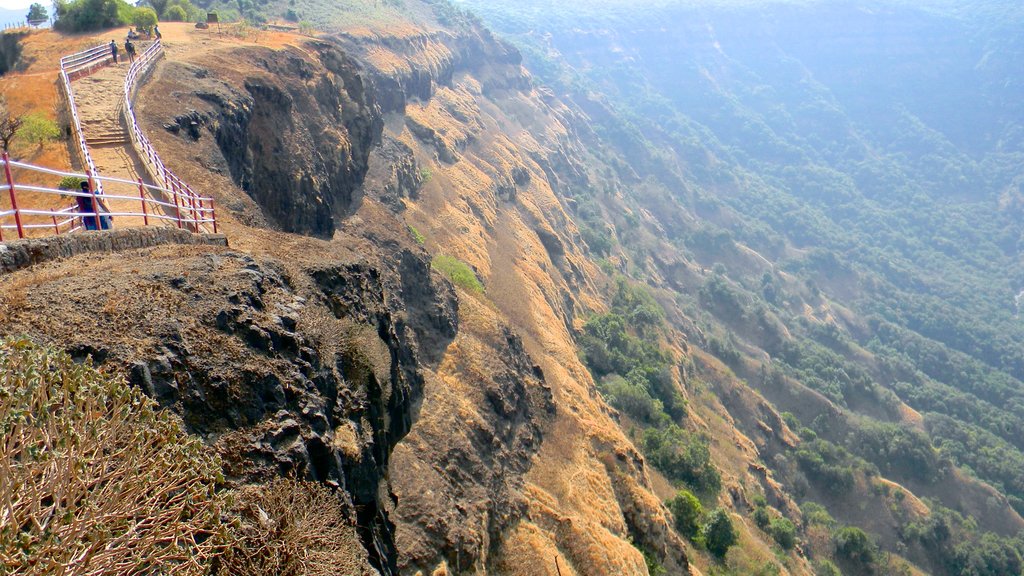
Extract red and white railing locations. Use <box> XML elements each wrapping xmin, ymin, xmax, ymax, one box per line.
<box><xmin>123</xmin><ymin>40</ymin><xmax>214</xmax><ymax>233</ymax></box>
<box><xmin>0</xmin><ymin>153</ymin><xmax>216</xmax><ymax>240</ymax></box>
<box><xmin>58</xmin><ymin>43</ymin><xmax>107</xmax><ymax>196</ymax></box>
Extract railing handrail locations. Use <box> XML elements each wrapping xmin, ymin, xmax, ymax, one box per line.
<box><xmin>122</xmin><ymin>39</ymin><xmax>215</xmax><ymax>233</ymax></box>
<box><xmin>58</xmin><ymin>43</ymin><xmax>106</xmax><ymax>196</ymax></box>
<box><xmin>0</xmin><ymin>155</ymin><xmax>216</xmax><ymax>237</ymax></box>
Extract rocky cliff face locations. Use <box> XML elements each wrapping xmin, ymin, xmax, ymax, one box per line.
<box><xmin>160</xmin><ymin>41</ymin><xmax>382</xmax><ymax>238</ymax></box>
<box><xmin>109</xmin><ymin>14</ymin><xmax>694</xmax><ymax>575</ymax></box>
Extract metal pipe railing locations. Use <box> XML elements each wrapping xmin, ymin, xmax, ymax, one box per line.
<box><xmin>122</xmin><ymin>40</ymin><xmax>217</xmax><ymax>234</ymax></box>
<box><xmin>58</xmin><ymin>43</ymin><xmax>106</xmax><ymax>196</ymax></box>
<box><xmin>0</xmin><ymin>154</ymin><xmax>217</xmax><ymax>238</ymax></box>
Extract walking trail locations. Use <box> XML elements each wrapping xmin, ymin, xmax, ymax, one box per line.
<box><xmin>70</xmin><ymin>48</ymin><xmax>161</xmax><ymax>228</ymax></box>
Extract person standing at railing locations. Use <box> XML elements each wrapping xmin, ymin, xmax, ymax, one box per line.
<box><xmin>124</xmin><ymin>39</ymin><xmax>136</xmax><ymax>64</ymax></box>
<box><xmin>77</xmin><ymin>181</ymin><xmax>112</xmax><ymax>230</ymax></box>
<box><xmin>109</xmin><ymin>40</ymin><xmax>119</xmax><ymax>64</ymax></box>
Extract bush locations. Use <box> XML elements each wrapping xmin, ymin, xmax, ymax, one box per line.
<box><xmin>813</xmin><ymin>559</ymin><xmax>842</xmax><ymax>576</ymax></box>
<box><xmin>18</xmin><ymin>112</ymin><xmax>60</xmax><ymax>148</ymax></box>
<box><xmin>768</xmin><ymin>517</ymin><xmax>797</xmax><ymax>550</ymax></box>
<box><xmin>642</xmin><ymin>425</ymin><xmax>722</xmax><ymax>495</ymax></box>
<box><xmin>666</xmin><ymin>489</ymin><xmax>703</xmax><ymax>538</ymax></box>
<box><xmin>598</xmin><ymin>374</ymin><xmax>668</xmax><ymax>426</ymax></box>
<box><xmin>0</xmin><ymin>339</ymin><xmax>226</xmax><ymax>574</ymax></box>
<box><xmin>753</xmin><ymin>506</ymin><xmax>771</xmax><ymax>529</ymax></box>
<box><xmin>217</xmin><ymin>479</ymin><xmax>365</xmax><ymax>575</ymax></box>
<box><xmin>432</xmin><ymin>254</ymin><xmax>484</xmax><ymax>294</ymax></box>
<box><xmin>58</xmin><ymin>175</ymin><xmax>84</xmax><ymax>190</ymax></box>
<box><xmin>408</xmin><ymin>225</ymin><xmax>425</xmax><ymax>245</ymax></box>
<box><xmin>702</xmin><ymin>508</ymin><xmax>738</xmax><ymax>558</ymax></box>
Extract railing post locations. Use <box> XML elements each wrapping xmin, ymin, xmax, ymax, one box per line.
<box><xmin>210</xmin><ymin>198</ymin><xmax>217</xmax><ymax>234</ymax></box>
<box><xmin>86</xmin><ymin>168</ymin><xmax>100</xmax><ymax>231</ymax></box>
<box><xmin>3</xmin><ymin>152</ymin><xmax>25</xmax><ymax>239</ymax></box>
<box><xmin>171</xmin><ymin>180</ymin><xmax>183</xmax><ymax>229</ymax></box>
<box><xmin>53</xmin><ymin>214</ymin><xmax>59</xmax><ymax>235</ymax></box>
<box><xmin>138</xmin><ymin>178</ymin><xmax>149</xmax><ymax>226</ymax></box>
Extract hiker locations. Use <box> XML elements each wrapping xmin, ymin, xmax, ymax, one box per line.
<box><xmin>127</xmin><ymin>27</ymin><xmax>139</xmax><ymax>40</ymax></box>
<box><xmin>109</xmin><ymin>39</ymin><xmax>118</xmax><ymax>64</ymax></box>
<box><xmin>154</xmin><ymin>25</ymin><xmax>161</xmax><ymax>40</ymax></box>
<box><xmin>124</xmin><ymin>38</ymin><xmax>136</xmax><ymax>64</ymax></box>
<box><xmin>77</xmin><ymin>181</ymin><xmax>112</xmax><ymax>231</ymax></box>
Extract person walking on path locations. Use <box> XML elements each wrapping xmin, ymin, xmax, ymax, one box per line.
<box><xmin>124</xmin><ymin>38</ymin><xmax>136</xmax><ymax>64</ymax></box>
<box><xmin>109</xmin><ymin>40</ymin><xmax>118</xmax><ymax>64</ymax></box>
<box><xmin>77</xmin><ymin>181</ymin><xmax>112</xmax><ymax>230</ymax></box>
<box><xmin>154</xmin><ymin>24</ymin><xmax>161</xmax><ymax>40</ymax></box>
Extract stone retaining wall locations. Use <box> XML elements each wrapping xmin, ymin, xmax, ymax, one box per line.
<box><xmin>0</xmin><ymin>228</ymin><xmax>228</xmax><ymax>273</ymax></box>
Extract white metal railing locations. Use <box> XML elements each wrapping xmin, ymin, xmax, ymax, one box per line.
<box><xmin>58</xmin><ymin>43</ymin><xmax>108</xmax><ymax>196</ymax></box>
<box><xmin>59</xmin><ymin>43</ymin><xmax>111</xmax><ymax>77</ymax></box>
<box><xmin>0</xmin><ymin>154</ymin><xmax>216</xmax><ymax>241</ymax></box>
<box><xmin>123</xmin><ymin>39</ymin><xmax>215</xmax><ymax>233</ymax></box>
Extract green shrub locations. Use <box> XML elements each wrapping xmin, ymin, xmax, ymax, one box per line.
<box><xmin>642</xmin><ymin>425</ymin><xmax>721</xmax><ymax>495</ymax></box>
<box><xmin>702</xmin><ymin>508</ymin><xmax>738</xmax><ymax>559</ymax></box>
<box><xmin>0</xmin><ymin>339</ymin><xmax>226</xmax><ymax>574</ymax></box>
<box><xmin>768</xmin><ymin>517</ymin><xmax>797</xmax><ymax>550</ymax></box>
<box><xmin>666</xmin><ymin>489</ymin><xmax>703</xmax><ymax>539</ymax></box>
<box><xmin>18</xmin><ymin>112</ymin><xmax>60</xmax><ymax>148</ymax></box>
<box><xmin>598</xmin><ymin>374</ymin><xmax>669</xmax><ymax>426</ymax></box>
<box><xmin>408</xmin><ymin>225</ymin><xmax>425</xmax><ymax>245</ymax></box>
<box><xmin>813</xmin><ymin>559</ymin><xmax>842</xmax><ymax>576</ymax></box>
<box><xmin>58</xmin><ymin>175</ymin><xmax>84</xmax><ymax>190</ymax></box>
<box><xmin>753</xmin><ymin>506</ymin><xmax>771</xmax><ymax>530</ymax></box>
<box><xmin>834</xmin><ymin>526</ymin><xmax>876</xmax><ymax>565</ymax></box>
<box><xmin>432</xmin><ymin>254</ymin><xmax>484</xmax><ymax>294</ymax></box>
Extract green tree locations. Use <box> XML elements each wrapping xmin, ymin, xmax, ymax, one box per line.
<box><xmin>702</xmin><ymin>508</ymin><xmax>738</xmax><ymax>558</ymax></box>
<box><xmin>132</xmin><ymin>6</ymin><xmax>158</xmax><ymax>32</ymax></box>
<box><xmin>164</xmin><ymin>5</ymin><xmax>186</xmax><ymax>20</ymax></box>
<box><xmin>147</xmin><ymin>0</ymin><xmax>169</xmax><ymax>18</ymax></box>
<box><xmin>54</xmin><ymin>0</ymin><xmax>130</xmax><ymax>32</ymax></box>
<box><xmin>666</xmin><ymin>489</ymin><xmax>702</xmax><ymax>539</ymax></box>
<box><xmin>834</xmin><ymin>526</ymin><xmax>875</xmax><ymax>565</ymax></box>
<box><xmin>18</xmin><ymin>112</ymin><xmax>60</xmax><ymax>149</ymax></box>
<box><xmin>26</xmin><ymin>2</ymin><xmax>48</xmax><ymax>22</ymax></box>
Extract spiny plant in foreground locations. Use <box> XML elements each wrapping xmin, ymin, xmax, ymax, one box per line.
<box><xmin>0</xmin><ymin>338</ymin><xmax>227</xmax><ymax>575</ymax></box>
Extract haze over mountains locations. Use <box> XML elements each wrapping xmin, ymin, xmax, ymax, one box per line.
<box><xmin>458</xmin><ymin>0</ymin><xmax>1024</xmax><ymax>573</ymax></box>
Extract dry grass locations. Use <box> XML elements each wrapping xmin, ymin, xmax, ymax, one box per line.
<box><xmin>0</xmin><ymin>338</ymin><xmax>227</xmax><ymax>575</ymax></box>
<box><xmin>216</xmin><ymin>478</ymin><xmax>370</xmax><ymax>576</ymax></box>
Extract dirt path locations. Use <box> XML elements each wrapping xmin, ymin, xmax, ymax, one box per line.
<box><xmin>70</xmin><ymin>51</ymin><xmax>165</xmax><ymax>229</ymax></box>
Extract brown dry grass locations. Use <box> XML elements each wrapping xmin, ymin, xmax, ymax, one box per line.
<box><xmin>217</xmin><ymin>478</ymin><xmax>373</xmax><ymax>576</ymax></box>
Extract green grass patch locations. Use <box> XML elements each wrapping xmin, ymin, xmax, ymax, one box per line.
<box><xmin>432</xmin><ymin>254</ymin><xmax>484</xmax><ymax>294</ymax></box>
<box><xmin>408</xmin><ymin>225</ymin><xmax>426</xmax><ymax>245</ymax></box>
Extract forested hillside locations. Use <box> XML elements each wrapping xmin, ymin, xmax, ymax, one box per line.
<box><xmin>459</xmin><ymin>0</ymin><xmax>1024</xmax><ymax>573</ymax></box>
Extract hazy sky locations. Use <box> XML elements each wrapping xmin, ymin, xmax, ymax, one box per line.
<box><xmin>0</xmin><ymin>0</ymin><xmax>33</xmax><ymax>10</ymax></box>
